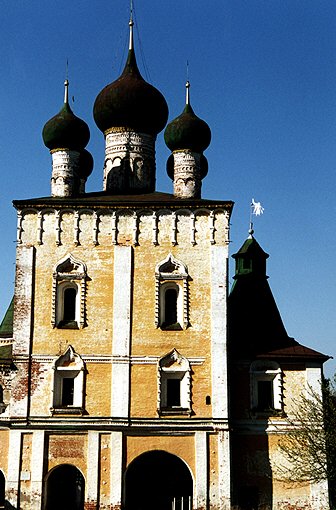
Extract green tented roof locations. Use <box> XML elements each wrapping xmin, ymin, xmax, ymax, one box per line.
<box><xmin>0</xmin><ymin>297</ymin><xmax>14</xmax><ymax>337</ymax></box>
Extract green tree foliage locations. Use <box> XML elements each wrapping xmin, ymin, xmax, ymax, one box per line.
<box><xmin>275</xmin><ymin>377</ymin><xmax>336</xmax><ymax>507</ymax></box>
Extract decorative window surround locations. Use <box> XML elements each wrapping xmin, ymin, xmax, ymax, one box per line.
<box><xmin>51</xmin><ymin>345</ymin><xmax>85</xmax><ymax>415</ymax></box>
<box><xmin>250</xmin><ymin>360</ymin><xmax>282</xmax><ymax>414</ymax></box>
<box><xmin>155</xmin><ymin>253</ymin><xmax>189</xmax><ymax>330</ymax></box>
<box><xmin>158</xmin><ymin>349</ymin><xmax>192</xmax><ymax>416</ymax></box>
<box><xmin>51</xmin><ymin>254</ymin><xmax>87</xmax><ymax>329</ymax></box>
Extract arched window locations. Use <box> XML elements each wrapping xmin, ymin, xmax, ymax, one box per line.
<box><xmin>155</xmin><ymin>254</ymin><xmax>189</xmax><ymax>330</ymax></box>
<box><xmin>51</xmin><ymin>346</ymin><xmax>85</xmax><ymax>415</ymax></box>
<box><xmin>63</xmin><ymin>287</ymin><xmax>77</xmax><ymax>323</ymax></box>
<box><xmin>250</xmin><ymin>360</ymin><xmax>282</xmax><ymax>413</ymax></box>
<box><xmin>158</xmin><ymin>349</ymin><xmax>192</xmax><ymax>416</ymax></box>
<box><xmin>164</xmin><ymin>288</ymin><xmax>178</xmax><ymax>326</ymax></box>
<box><xmin>52</xmin><ymin>254</ymin><xmax>87</xmax><ymax>329</ymax></box>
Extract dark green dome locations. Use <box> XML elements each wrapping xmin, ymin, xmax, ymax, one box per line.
<box><xmin>42</xmin><ymin>100</ymin><xmax>90</xmax><ymax>151</ymax></box>
<box><xmin>164</xmin><ymin>102</ymin><xmax>211</xmax><ymax>153</ymax></box>
<box><xmin>93</xmin><ymin>48</ymin><xmax>168</xmax><ymax>136</ymax></box>
<box><xmin>77</xmin><ymin>149</ymin><xmax>94</xmax><ymax>179</ymax></box>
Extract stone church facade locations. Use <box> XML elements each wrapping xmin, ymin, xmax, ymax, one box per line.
<box><xmin>0</xmin><ymin>15</ymin><xmax>330</xmax><ymax>510</ymax></box>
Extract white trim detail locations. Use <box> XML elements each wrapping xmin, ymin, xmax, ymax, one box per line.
<box><xmin>158</xmin><ymin>349</ymin><xmax>192</xmax><ymax>415</ymax></box>
<box><xmin>87</xmin><ymin>431</ymin><xmax>100</xmax><ymax>503</ymax></box>
<box><xmin>195</xmin><ymin>431</ymin><xmax>207</xmax><ymax>509</ymax></box>
<box><xmin>111</xmin><ymin>246</ymin><xmax>132</xmax><ymax>417</ymax></box>
<box><xmin>155</xmin><ymin>253</ymin><xmax>189</xmax><ymax>329</ymax></box>
<box><xmin>250</xmin><ymin>360</ymin><xmax>282</xmax><ymax>412</ymax></box>
<box><xmin>51</xmin><ymin>345</ymin><xmax>85</xmax><ymax>413</ymax></box>
<box><xmin>7</xmin><ymin>430</ymin><xmax>22</xmax><ymax>509</ymax></box>
<box><xmin>217</xmin><ymin>430</ymin><xmax>231</xmax><ymax>509</ymax></box>
<box><xmin>110</xmin><ymin>431</ymin><xmax>123</xmax><ymax>508</ymax></box>
<box><xmin>51</xmin><ymin>253</ymin><xmax>87</xmax><ymax>329</ymax></box>
<box><xmin>13</xmin><ymin>246</ymin><xmax>35</xmax><ymax>356</ymax></box>
<box><xmin>210</xmin><ymin>245</ymin><xmax>229</xmax><ymax>418</ymax></box>
<box><xmin>31</xmin><ymin>431</ymin><xmax>45</xmax><ymax>510</ymax></box>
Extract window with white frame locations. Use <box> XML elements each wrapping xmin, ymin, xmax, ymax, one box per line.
<box><xmin>250</xmin><ymin>360</ymin><xmax>282</xmax><ymax>413</ymax></box>
<box><xmin>155</xmin><ymin>254</ymin><xmax>189</xmax><ymax>330</ymax></box>
<box><xmin>52</xmin><ymin>254</ymin><xmax>87</xmax><ymax>329</ymax></box>
<box><xmin>51</xmin><ymin>345</ymin><xmax>85</xmax><ymax>415</ymax></box>
<box><xmin>158</xmin><ymin>349</ymin><xmax>191</xmax><ymax>415</ymax></box>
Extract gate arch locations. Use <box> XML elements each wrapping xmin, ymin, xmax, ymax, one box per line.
<box><xmin>125</xmin><ymin>450</ymin><xmax>193</xmax><ymax>510</ymax></box>
<box><xmin>0</xmin><ymin>470</ymin><xmax>5</xmax><ymax>508</ymax></box>
<box><xmin>45</xmin><ymin>464</ymin><xmax>84</xmax><ymax>510</ymax></box>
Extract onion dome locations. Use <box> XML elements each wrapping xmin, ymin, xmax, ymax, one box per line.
<box><xmin>78</xmin><ymin>149</ymin><xmax>94</xmax><ymax>179</ymax></box>
<box><xmin>164</xmin><ymin>81</ymin><xmax>211</xmax><ymax>153</ymax></box>
<box><xmin>93</xmin><ymin>19</ymin><xmax>168</xmax><ymax>136</ymax></box>
<box><xmin>42</xmin><ymin>80</ymin><xmax>90</xmax><ymax>151</ymax></box>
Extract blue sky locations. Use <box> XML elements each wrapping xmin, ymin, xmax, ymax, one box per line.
<box><xmin>1</xmin><ymin>1</ymin><xmax>336</xmax><ymax>376</ymax></box>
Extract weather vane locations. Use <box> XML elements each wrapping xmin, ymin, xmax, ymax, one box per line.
<box><xmin>249</xmin><ymin>198</ymin><xmax>264</xmax><ymax>236</ymax></box>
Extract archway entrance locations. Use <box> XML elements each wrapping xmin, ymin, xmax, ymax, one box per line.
<box><xmin>125</xmin><ymin>450</ymin><xmax>193</xmax><ymax>510</ymax></box>
<box><xmin>45</xmin><ymin>464</ymin><xmax>84</xmax><ymax>510</ymax></box>
<box><xmin>0</xmin><ymin>470</ymin><xmax>5</xmax><ymax>508</ymax></box>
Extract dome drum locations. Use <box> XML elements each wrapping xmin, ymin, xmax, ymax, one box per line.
<box><xmin>167</xmin><ymin>151</ymin><xmax>207</xmax><ymax>199</ymax></box>
<box><xmin>104</xmin><ymin>130</ymin><xmax>156</xmax><ymax>193</ymax></box>
<box><xmin>50</xmin><ymin>148</ymin><xmax>93</xmax><ymax>197</ymax></box>
<box><xmin>50</xmin><ymin>150</ymin><xmax>81</xmax><ymax>197</ymax></box>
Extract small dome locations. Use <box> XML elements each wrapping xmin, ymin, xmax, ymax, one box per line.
<box><xmin>164</xmin><ymin>82</ymin><xmax>211</xmax><ymax>153</ymax></box>
<box><xmin>77</xmin><ymin>149</ymin><xmax>94</xmax><ymax>179</ymax></box>
<box><xmin>42</xmin><ymin>81</ymin><xmax>90</xmax><ymax>151</ymax></box>
<box><xmin>93</xmin><ymin>23</ymin><xmax>168</xmax><ymax>136</ymax></box>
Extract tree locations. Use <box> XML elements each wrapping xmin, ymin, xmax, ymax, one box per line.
<box><xmin>274</xmin><ymin>377</ymin><xmax>336</xmax><ymax>508</ymax></box>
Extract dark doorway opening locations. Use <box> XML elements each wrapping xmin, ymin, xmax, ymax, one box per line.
<box><xmin>0</xmin><ymin>470</ymin><xmax>5</xmax><ymax>509</ymax></box>
<box><xmin>125</xmin><ymin>450</ymin><xmax>193</xmax><ymax>510</ymax></box>
<box><xmin>45</xmin><ymin>464</ymin><xmax>84</xmax><ymax>510</ymax></box>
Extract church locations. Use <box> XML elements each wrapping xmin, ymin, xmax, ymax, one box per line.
<box><xmin>0</xmin><ymin>14</ymin><xmax>330</xmax><ymax>510</ymax></box>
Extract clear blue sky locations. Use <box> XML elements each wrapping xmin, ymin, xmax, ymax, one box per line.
<box><xmin>1</xmin><ymin>1</ymin><xmax>335</xmax><ymax>376</ymax></box>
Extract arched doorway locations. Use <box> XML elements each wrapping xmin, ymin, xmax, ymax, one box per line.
<box><xmin>45</xmin><ymin>464</ymin><xmax>84</xmax><ymax>510</ymax></box>
<box><xmin>125</xmin><ymin>450</ymin><xmax>193</xmax><ymax>510</ymax></box>
<box><xmin>0</xmin><ymin>470</ymin><xmax>5</xmax><ymax>508</ymax></box>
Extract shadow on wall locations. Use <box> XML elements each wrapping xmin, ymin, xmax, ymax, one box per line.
<box><xmin>231</xmin><ymin>427</ymin><xmax>273</xmax><ymax>510</ymax></box>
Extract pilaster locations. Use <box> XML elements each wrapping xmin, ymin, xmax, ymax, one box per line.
<box><xmin>111</xmin><ymin>246</ymin><xmax>132</xmax><ymax>417</ymax></box>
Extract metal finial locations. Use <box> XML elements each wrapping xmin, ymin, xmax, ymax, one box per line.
<box><xmin>186</xmin><ymin>80</ymin><xmax>190</xmax><ymax>105</ymax></box>
<box><xmin>129</xmin><ymin>0</ymin><xmax>134</xmax><ymax>50</ymax></box>
<box><xmin>64</xmin><ymin>78</ymin><xmax>69</xmax><ymax>104</ymax></box>
<box><xmin>64</xmin><ymin>59</ymin><xmax>69</xmax><ymax>104</ymax></box>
